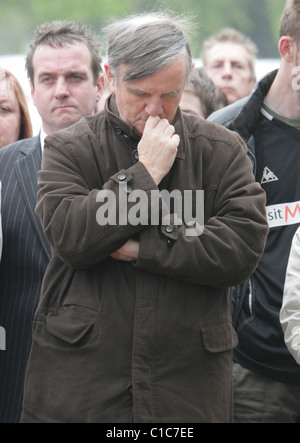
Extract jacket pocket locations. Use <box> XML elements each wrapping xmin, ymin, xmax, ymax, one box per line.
<box><xmin>46</xmin><ymin>305</ymin><xmax>97</xmax><ymax>345</ymax></box>
<box><xmin>201</xmin><ymin>323</ymin><xmax>238</xmax><ymax>353</ymax></box>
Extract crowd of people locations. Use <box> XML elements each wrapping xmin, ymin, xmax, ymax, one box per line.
<box><xmin>0</xmin><ymin>0</ymin><xmax>300</xmax><ymax>423</ymax></box>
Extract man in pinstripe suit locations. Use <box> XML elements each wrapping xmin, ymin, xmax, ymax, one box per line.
<box><xmin>0</xmin><ymin>21</ymin><xmax>103</xmax><ymax>423</ymax></box>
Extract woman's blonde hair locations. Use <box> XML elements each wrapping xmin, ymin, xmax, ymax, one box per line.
<box><xmin>0</xmin><ymin>68</ymin><xmax>33</xmax><ymax>140</ymax></box>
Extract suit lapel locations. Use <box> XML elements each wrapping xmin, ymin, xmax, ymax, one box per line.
<box><xmin>14</xmin><ymin>136</ymin><xmax>51</xmax><ymax>260</ymax></box>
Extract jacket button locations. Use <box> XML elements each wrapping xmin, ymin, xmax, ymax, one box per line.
<box><xmin>124</xmin><ymin>185</ymin><xmax>132</xmax><ymax>194</ymax></box>
<box><xmin>132</xmin><ymin>150</ymin><xmax>139</xmax><ymax>161</ymax></box>
<box><xmin>165</xmin><ymin>225</ymin><xmax>174</xmax><ymax>234</ymax></box>
<box><xmin>115</xmin><ymin>127</ymin><xmax>122</xmax><ymax>135</ymax></box>
<box><xmin>118</xmin><ymin>173</ymin><xmax>127</xmax><ymax>181</ymax></box>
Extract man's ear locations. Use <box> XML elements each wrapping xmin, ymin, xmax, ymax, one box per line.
<box><xmin>105</xmin><ymin>64</ymin><xmax>116</xmax><ymax>93</ymax></box>
<box><xmin>278</xmin><ymin>36</ymin><xmax>296</xmax><ymax>63</ymax></box>
<box><xmin>95</xmin><ymin>74</ymin><xmax>105</xmax><ymax>103</ymax></box>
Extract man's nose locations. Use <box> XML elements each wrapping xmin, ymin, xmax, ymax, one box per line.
<box><xmin>54</xmin><ymin>79</ymin><xmax>70</xmax><ymax>99</ymax></box>
<box><xmin>145</xmin><ymin>98</ymin><xmax>163</xmax><ymax>117</ymax></box>
<box><xmin>222</xmin><ymin>62</ymin><xmax>233</xmax><ymax>78</ymax></box>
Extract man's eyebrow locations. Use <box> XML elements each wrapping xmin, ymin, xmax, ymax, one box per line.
<box><xmin>211</xmin><ymin>59</ymin><xmax>224</xmax><ymax>64</ymax></box>
<box><xmin>127</xmin><ymin>87</ymin><xmax>180</xmax><ymax>97</ymax></box>
<box><xmin>127</xmin><ymin>87</ymin><xmax>148</xmax><ymax>95</ymax></box>
<box><xmin>38</xmin><ymin>71</ymin><xmax>52</xmax><ymax>78</ymax></box>
<box><xmin>165</xmin><ymin>89</ymin><xmax>180</xmax><ymax>97</ymax></box>
<box><xmin>38</xmin><ymin>70</ymin><xmax>88</xmax><ymax>79</ymax></box>
<box><xmin>68</xmin><ymin>70</ymin><xmax>88</xmax><ymax>77</ymax></box>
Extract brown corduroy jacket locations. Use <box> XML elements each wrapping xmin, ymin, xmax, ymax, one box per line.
<box><xmin>21</xmin><ymin>96</ymin><xmax>268</xmax><ymax>423</ymax></box>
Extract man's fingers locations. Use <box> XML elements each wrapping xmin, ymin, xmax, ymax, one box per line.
<box><xmin>171</xmin><ymin>133</ymin><xmax>180</xmax><ymax>146</ymax></box>
<box><xmin>144</xmin><ymin>115</ymin><xmax>161</xmax><ymax>131</ymax></box>
<box><xmin>164</xmin><ymin>124</ymin><xmax>176</xmax><ymax>137</ymax></box>
<box><xmin>145</xmin><ymin>116</ymin><xmax>176</xmax><ymax>138</ymax></box>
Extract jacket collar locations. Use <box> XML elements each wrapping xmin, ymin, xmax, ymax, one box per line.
<box><xmin>14</xmin><ymin>136</ymin><xmax>52</xmax><ymax>260</ymax></box>
<box><xmin>19</xmin><ymin>134</ymin><xmax>41</xmax><ymax>156</ymax></box>
<box><xmin>105</xmin><ymin>94</ymin><xmax>186</xmax><ymax>160</ymax></box>
<box><xmin>229</xmin><ymin>70</ymin><xmax>278</xmax><ymax>141</ymax></box>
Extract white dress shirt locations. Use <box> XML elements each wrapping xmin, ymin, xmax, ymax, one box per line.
<box><xmin>40</xmin><ymin>128</ymin><xmax>47</xmax><ymax>153</ymax></box>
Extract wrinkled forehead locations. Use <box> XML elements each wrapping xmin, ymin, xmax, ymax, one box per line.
<box><xmin>207</xmin><ymin>42</ymin><xmax>250</xmax><ymax>65</ymax></box>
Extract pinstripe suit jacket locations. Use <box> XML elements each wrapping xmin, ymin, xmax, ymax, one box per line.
<box><xmin>0</xmin><ymin>136</ymin><xmax>51</xmax><ymax>423</ymax></box>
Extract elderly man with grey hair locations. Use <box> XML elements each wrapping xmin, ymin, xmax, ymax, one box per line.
<box><xmin>21</xmin><ymin>13</ymin><xmax>268</xmax><ymax>423</ymax></box>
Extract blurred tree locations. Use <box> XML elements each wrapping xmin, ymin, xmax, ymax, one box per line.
<box><xmin>0</xmin><ymin>0</ymin><xmax>131</xmax><ymax>54</ymax></box>
<box><xmin>160</xmin><ymin>0</ymin><xmax>286</xmax><ymax>57</ymax></box>
<box><xmin>0</xmin><ymin>0</ymin><xmax>287</xmax><ymax>57</ymax></box>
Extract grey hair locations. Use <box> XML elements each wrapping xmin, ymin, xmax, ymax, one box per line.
<box><xmin>103</xmin><ymin>12</ymin><xmax>193</xmax><ymax>82</ymax></box>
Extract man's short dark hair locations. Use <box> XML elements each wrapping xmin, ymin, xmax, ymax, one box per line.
<box><xmin>26</xmin><ymin>20</ymin><xmax>102</xmax><ymax>85</ymax></box>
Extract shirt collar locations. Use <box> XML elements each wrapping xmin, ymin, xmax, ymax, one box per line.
<box><xmin>40</xmin><ymin>128</ymin><xmax>48</xmax><ymax>154</ymax></box>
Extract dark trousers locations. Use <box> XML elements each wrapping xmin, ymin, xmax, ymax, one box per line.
<box><xmin>233</xmin><ymin>362</ymin><xmax>300</xmax><ymax>423</ymax></box>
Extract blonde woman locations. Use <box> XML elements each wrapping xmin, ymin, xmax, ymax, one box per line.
<box><xmin>0</xmin><ymin>68</ymin><xmax>32</xmax><ymax>148</ymax></box>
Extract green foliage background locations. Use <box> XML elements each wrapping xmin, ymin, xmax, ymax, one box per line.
<box><xmin>0</xmin><ymin>0</ymin><xmax>286</xmax><ymax>58</ymax></box>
